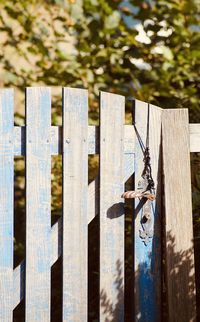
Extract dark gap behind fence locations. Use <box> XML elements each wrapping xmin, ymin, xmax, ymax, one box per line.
<box><xmin>124</xmin><ymin>174</ymin><xmax>134</xmax><ymax>322</ymax></box>
<box><xmin>191</xmin><ymin>152</ymin><xmax>200</xmax><ymax>321</ymax></box>
<box><xmin>13</xmin><ymin>156</ymin><xmax>25</xmax><ymax>322</ymax></box>
<box><xmin>14</xmin><ymin>157</ymin><xmax>26</xmax><ymax>267</ymax></box>
<box><xmin>51</xmin><ymin>89</ymin><xmax>62</xmax><ymax>322</ymax></box>
<box><xmin>159</xmin><ymin>141</ymin><xmax>167</xmax><ymax>321</ymax></box>
<box><xmin>88</xmin><ymin>154</ymin><xmax>100</xmax><ymax>321</ymax></box>
<box><xmin>51</xmin><ymin>154</ymin><xmax>62</xmax><ymax>322</ymax></box>
<box><xmin>124</xmin><ymin>100</ymin><xmax>135</xmax><ymax>322</ymax></box>
<box><xmin>88</xmin><ymin>99</ymin><xmax>100</xmax><ymax>321</ymax></box>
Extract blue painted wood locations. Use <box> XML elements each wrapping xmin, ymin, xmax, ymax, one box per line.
<box><xmin>134</xmin><ymin>100</ymin><xmax>162</xmax><ymax>322</ymax></box>
<box><xmin>62</xmin><ymin>88</ymin><xmax>88</xmax><ymax>322</ymax></box>
<box><xmin>25</xmin><ymin>87</ymin><xmax>51</xmax><ymax>321</ymax></box>
<box><xmin>99</xmin><ymin>92</ymin><xmax>125</xmax><ymax>321</ymax></box>
<box><xmin>0</xmin><ymin>89</ymin><xmax>14</xmax><ymax>322</ymax></box>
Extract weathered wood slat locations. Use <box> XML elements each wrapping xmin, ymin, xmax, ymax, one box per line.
<box><xmin>99</xmin><ymin>91</ymin><xmax>125</xmax><ymax>321</ymax></box>
<box><xmin>189</xmin><ymin>124</ymin><xmax>200</xmax><ymax>153</ymax></box>
<box><xmin>25</xmin><ymin>87</ymin><xmax>52</xmax><ymax>321</ymax></box>
<box><xmin>134</xmin><ymin>100</ymin><xmax>162</xmax><ymax>322</ymax></box>
<box><xmin>162</xmin><ymin>109</ymin><xmax>196</xmax><ymax>322</ymax></box>
<box><xmin>0</xmin><ymin>89</ymin><xmax>14</xmax><ymax>322</ymax></box>
<box><xmin>62</xmin><ymin>88</ymin><xmax>88</xmax><ymax>322</ymax></box>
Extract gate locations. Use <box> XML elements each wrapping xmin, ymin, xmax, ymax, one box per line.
<box><xmin>0</xmin><ymin>87</ymin><xmax>198</xmax><ymax>321</ymax></box>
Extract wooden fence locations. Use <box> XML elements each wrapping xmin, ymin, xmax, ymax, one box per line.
<box><xmin>0</xmin><ymin>87</ymin><xmax>199</xmax><ymax>322</ymax></box>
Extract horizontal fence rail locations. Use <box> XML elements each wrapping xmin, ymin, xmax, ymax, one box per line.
<box><xmin>12</xmin><ymin>123</ymin><xmax>200</xmax><ymax>156</ymax></box>
<box><xmin>0</xmin><ymin>87</ymin><xmax>198</xmax><ymax>321</ymax></box>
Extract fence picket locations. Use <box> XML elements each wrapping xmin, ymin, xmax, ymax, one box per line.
<box><xmin>99</xmin><ymin>91</ymin><xmax>125</xmax><ymax>321</ymax></box>
<box><xmin>0</xmin><ymin>89</ymin><xmax>14</xmax><ymax>322</ymax></box>
<box><xmin>133</xmin><ymin>100</ymin><xmax>162</xmax><ymax>322</ymax></box>
<box><xmin>62</xmin><ymin>88</ymin><xmax>88</xmax><ymax>322</ymax></box>
<box><xmin>25</xmin><ymin>87</ymin><xmax>52</xmax><ymax>321</ymax></box>
<box><xmin>162</xmin><ymin>109</ymin><xmax>196</xmax><ymax>322</ymax></box>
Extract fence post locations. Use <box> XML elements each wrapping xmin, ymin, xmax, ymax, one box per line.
<box><xmin>133</xmin><ymin>100</ymin><xmax>162</xmax><ymax>322</ymax></box>
<box><xmin>162</xmin><ymin>109</ymin><xmax>196</xmax><ymax>322</ymax></box>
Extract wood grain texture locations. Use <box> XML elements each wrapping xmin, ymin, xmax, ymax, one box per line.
<box><xmin>0</xmin><ymin>89</ymin><xmax>14</xmax><ymax>322</ymax></box>
<box><xmin>99</xmin><ymin>91</ymin><xmax>125</xmax><ymax>321</ymax></box>
<box><xmin>189</xmin><ymin>124</ymin><xmax>200</xmax><ymax>152</ymax></box>
<box><xmin>62</xmin><ymin>88</ymin><xmax>88</xmax><ymax>322</ymax></box>
<box><xmin>134</xmin><ymin>100</ymin><xmax>162</xmax><ymax>322</ymax></box>
<box><xmin>25</xmin><ymin>87</ymin><xmax>52</xmax><ymax>321</ymax></box>
<box><xmin>162</xmin><ymin>109</ymin><xmax>196</xmax><ymax>322</ymax></box>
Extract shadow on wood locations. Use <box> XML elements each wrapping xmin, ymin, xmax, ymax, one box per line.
<box><xmin>107</xmin><ymin>203</ymin><xmax>124</xmax><ymax>219</ymax></box>
<box><xmin>163</xmin><ymin>232</ymin><xmax>196</xmax><ymax>322</ymax></box>
<box><xmin>100</xmin><ymin>259</ymin><xmax>124</xmax><ymax>322</ymax></box>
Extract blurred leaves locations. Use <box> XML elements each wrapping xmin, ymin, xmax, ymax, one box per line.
<box><xmin>0</xmin><ymin>0</ymin><xmax>199</xmax><ymax>119</ymax></box>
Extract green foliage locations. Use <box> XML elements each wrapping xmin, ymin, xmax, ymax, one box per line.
<box><xmin>1</xmin><ymin>0</ymin><xmax>199</xmax><ymax>119</ymax></box>
<box><xmin>73</xmin><ymin>0</ymin><xmax>200</xmax><ymax>119</ymax></box>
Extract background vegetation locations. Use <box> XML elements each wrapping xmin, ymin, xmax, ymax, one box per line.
<box><xmin>0</xmin><ymin>0</ymin><xmax>199</xmax><ymax>320</ymax></box>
